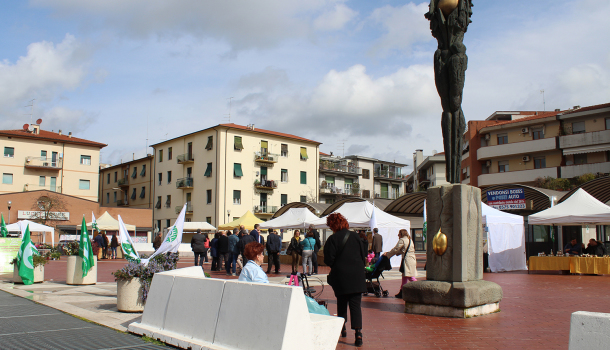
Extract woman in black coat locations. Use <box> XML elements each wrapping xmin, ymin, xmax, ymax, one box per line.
<box><xmin>324</xmin><ymin>213</ymin><xmax>366</xmax><ymax>347</ymax></box>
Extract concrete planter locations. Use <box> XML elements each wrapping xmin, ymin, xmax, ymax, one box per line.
<box><xmin>66</xmin><ymin>256</ymin><xmax>97</xmax><ymax>285</ymax></box>
<box><xmin>12</xmin><ymin>265</ymin><xmax>44</xmax><ymax>284</ymax></box>
<box><xmin>117</xmin><ymin>278</ymin><xmax>145</xmax><ymax>313</ymax></box>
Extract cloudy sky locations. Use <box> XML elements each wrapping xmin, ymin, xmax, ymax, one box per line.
<box><xmin>1</xmin><ymin>0</ymin><xmax>609</xmax><ymax>170</ymax></box>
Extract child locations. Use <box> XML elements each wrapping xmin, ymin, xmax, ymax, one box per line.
<box><xmin>366</xmin><ymin>250</ymin><xmax>375</xmax><ymax>265</ymax></box>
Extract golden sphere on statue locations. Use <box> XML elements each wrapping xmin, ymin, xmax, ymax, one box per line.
<box><xmin>432</xmin><ymin>229</ymin><xmax>448</xmax><ymax>256</ymax></box>
<box><xmin>438</xmin><ymin>0</ymin><xmax>459</xmax><ymax>16</ymax></box>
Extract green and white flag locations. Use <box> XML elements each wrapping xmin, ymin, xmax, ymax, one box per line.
<box><xmin>142</xmin><ymin>203</ymin><xmax>187</xmax><ymax>265</ymax></box>
<box><xmin>0</xmin><ymin>213</ymin><xmax>7</xmax><ymax>238</ymax></box>
<box><xmin>17</xmin><ymin>225</ymin><xmax>38</xmax><ymax>285</ymax></box>
<box><xmin>422</xmin><ymin>199</ymin><xmax>427</xmax><ymax>242</ymax></box>
<box><xmin>91</xmin><ymin>212</ymin><xmax>100</xmax><ymax>233</ymax></box>
<box><xmin>79</xmin><ymin>216</ymin><xmax>95</xmax><ymax>277</ymax></box>
<box><xmin>118</xmin><ymin>214</ymin><xmax>140</xmax><ymax>263</ymax></box>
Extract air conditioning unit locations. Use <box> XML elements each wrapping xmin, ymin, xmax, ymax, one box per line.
<box><xmin>485</xmin><ymin>160</ymin><xmax>492</xmax><ymax>167</ymax></box>
<box><xmin>522</xmin><ymin>156</ymin><xmax>530</xmax><ymax>162</ymax></box>
<box><xmin>521</xmin><ymin>127</ymin><xmax>529</xmax><ymax>133</ymax></box>
<box><xmin>484</xmin><ymin>134</ymin><xmax>490</xmax><ymax>141</ymax></box>
<box><xmin>59</xmin><ymin>153</ymin><xmax>63</xmax><ymax>159</ymax></box>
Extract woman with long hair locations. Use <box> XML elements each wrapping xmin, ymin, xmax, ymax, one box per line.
<box><xmin>300</xmin><ymin>231</ymin><xmax>316</xmax><ymax>276</ymax></box>
<box><xmin>384</xmin><ymin>229</ymin><xmax>417</xmax><ymax>298</ymax></box>
<box><xmin>289</xmin><ymin>230</ymin><xmax>301</xmax><ymax>274</ymax></box>
<box><xmin>323</xmin><ymin>213</ymin><xmax>366</xmax><ymax>347</ymax></box>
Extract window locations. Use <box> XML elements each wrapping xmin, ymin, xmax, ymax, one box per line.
<box><xmin>534</xmin><ymin>157</ymin><xmax>546</xmax><ymax>169</ymax></box>
<box><xmin>158</xmin><ymin>149</ymin><xmax>163</xmax><ymax>162</ymax></box>
<box><xmin>131</xmin><ymin>188</ymin><xmax>137</xmax><ymax>200</ymax></box>
<box><xmin>606</xmin><ymin>118</ymin><xmax>610</xmax><ymax>130</ymax></box>
<box><xmin>39</xmin><ymin>176</ymin><xmax>45</xmax><ymax>186</ymax></box>
<box><xmin>497</xmin><ymin>134</ymin><xmax>508</xmax><ymax>145</ymax></box>
<box><xmin>206</xmin><ymin>217</ymin><xmax>212</xmax><ymax>224</ymax></box>
<box><xmin>4</xmin><ymin>147</ymin><xmax>14</xmax><ymax>158</ymax></box>
<box><xmin>168</xmin><ymin>147</ymin><xmax>172</xmax><ymax>160</ymax></box>
<box><xmin>572</xmin><ymin>121</ymin><xmax>585</xmax><ymax>134</ymax></box>
<box><xmin>532</xmin><ymin>127</ymin><xmax>544</xmax><ymax>140</ymax></box>
<box><xmin>165</xmin><ymin>195</ymin><xmax>171</xmax><ymax>208</ymax></box>
<box><xmin>281</xmin><ymin>194</ymin><xmax>288</xmax><ymax>206</ymax></box>
<box><xmin>167</xmin><ymin>171</ymin><xmax>172</xmax><ymax>184</ymax></box>
<box><xmin>325</xmin><ymin>176</ymin><xmax>335</xmax><ymax>188</ymax></box>
<box><xmin>574</xmin><ymin>153</ymin><xmax>587</xmax><ymax>165</ymax></box>
<box><xmin>498</xmin><ymin>161</ymin><xmax>509</xmax><ymax>173</ymax></box>
<box><xmin>281</xmin><ymin>169</ymin><xmax>288</xmax><ymax>182</ymax></box>
<box><xmin>114</xmin><ymin>172</ymin><xmax>117</xmax><ymax>182</ymax></box>
<box><xmin>204</xmin><ymin>163</ymin><xmax>212</xmax><ymax>177</ymax></box>
<box><xmin>106</xmin><ymin>193</ymin><xmax>109</xmax><ymax>204</ymax></box>
<box><xmin>41</xmin><ymin>150</ymin><xmax>47</xmax><ymax>160</ymax></box>
<box><xmin>207</xmin><ymin>189</ymin><xmax>212</xmax><ymax>204</ymax></box>
<box><xmin>205</xmin><ymin>136</ymin><xmax>213</xmax><ymax>150</ymax></box>
<box><xmin>158</xmin><ymin>173</ymin><xmax>162</xmax><ymax>185</ymax></box>
<box><xmin>2</xmin><ymin>173</ymin><xmax>13</xmax><ymax>184</ymax></box>
<box><xmin>114</xmin><ymin>192</ymin><xmax>117</xmax><ymax>202</ymax></box>
<box><xmin>300</xmin><ymin>195</ymin><xmax>307</xmax><ymax>203</ymax></box>
<box><xmin>166</xmin><ymin>219</ymin><xmax>170</xmax><ymax>228</ymax></box>
<box><xmin>155</xmin><ymin>196</ymin><xmax>161</xmax><ymax>209</ymax></box>
<box><xmin>362</xmin><ymin>169</ymin><xmax>370</xmax><ymax>179</ymax></box>
<box><xmin>234</xmin><ymin>163</ymin><xmax>243</xmax><ymax>177</ymax></box>
<box><xmin>107</xmin><ymin>173</ymin><xmax>110</xmax><ymax>184</ymax></box>
<box><xmin>362</xmin><ymin>190</ymin><xmax>370</xmax><ymax>199</ymax></box>
<box><xmin>157</xmin><ymin>220</ymin><xmax>161</xmax><ymax>231</ymax></box>
<box><xmin>281</xmin><ymin>144</ymin><xmax>288</xmax><ymax>157</ymax></box>
<box><xmin>140</xmin><ymin>187</ymin><xmax>146</xmax><ymax>199</ymax></box>
<box><xmin>132</xmin><ymin>167</ymin><xmax>137</xmax><ymax>178</ymax></box>
<box><xmin>80</xmin><ymin>155</ymin><xmax>91</xmax><ymax>165</ymax></box>
<box><xmin>233</xmin><ymin>190</ymin><xmax>241</xmax><ymax>205</ymax></box>
<box><xmin>380</xmin><ymin>183</ymin><xmax>389</xmax><ymax>199</ymax></box>
<box><xmin>300</xmin><ymin>147</ymin><xmax>308</xmax><ymax>160</ymax></box>
<box><xmin>79</xmin><ymin>179</ymin><xmax>90</xmax><ymax>190</ymax></box>
<box><xmin>261</xmin><ymin>140</ymin><xmax>268</xmax><ymax>154</ymax></box>
<box><xmin>234</xmin><ymin>136</ymin><xmax>244</xmax><ymax>150</ymax></box>
<box><xmin>300</xmin><ymin>171</ymin><xmax>307</xmax><ymax>184</ymax></box>
<box><xmin>345</xmin><ymin>178</ymin><xmax>354</xmax><ymax>192</ymax></box>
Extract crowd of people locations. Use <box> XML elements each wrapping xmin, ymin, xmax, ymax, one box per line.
<box><xmin>92</xmin><ymin>232</ymin><xmax>119</xmax><ymax>259</ymax></box>
<box><xmin>564</xmin><ymin>237</ymin><xmax>607</xmax><ymax>256</ymax></box>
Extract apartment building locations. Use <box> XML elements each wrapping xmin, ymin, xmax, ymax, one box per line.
<box><xmin>151</xmin><ymin>123</ymin><xmax>320</xmax><ymax>231</ymax></box>
<box><xmin>0</xmin><ymin>122</ymin><xmax>106</xmax><ymax>201</ymax></box>
<box><xmin>319</xmin><ymin>152</ymin><xmax>362</xmax><ymax>204</ymax></box>
<box><xmin>372</xmin><ymin>159</ymin><xmax>408</xmax><ymax>199</ymax></box>
<box><xmin>406</xmin><ymin>150</ymin><xmax>448</xmax><ymax>193</ymax></box>
<box><xmin>99</xmin><ymin>155</ymin><xmax>154</xmax><ymax>209</ymax></box>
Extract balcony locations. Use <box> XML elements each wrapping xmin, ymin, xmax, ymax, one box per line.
<box><xmin>176</xmin><ymin>202</ymin><xmax>193</xmax><ymax>214</ymax></box>
<box><xmin>255</xmin><ymin>179</ymin><xmax>277</xmax><ymax>190</ymax></box>
<box><xmin>254</xmin><ymin>152</ymin><xmax>279</xmax><ymax>165</ymax></box>
<box><xmin>375</xmin><ymin>192</ymin><xmax>401</xmax><ymax>200</ymax></box>
<box><xmin>177</xmin><ymin>153</ymin><xmax>194</xmax><ymax>164</ymax></box>
<box><xmin>560</xmin><ymin>129</ymin><xmax>610</xmax><ymax>155</ymax></box>
<box><xmin>176</xmin><ymin>177</ymin><xmax>194</xmax><ymax>189</ymax></box>
<box><xmin>561</xmin><ymin>161</ymin><xmax>610</xmax><ymax>178</ymax></box>
<box><xmin>477</xmin><ymin>137</ymin><xmax>557</xmax><ymax>161</ymax></box>
<box><xmin>253</xmin><ymin>205</ymin><xmax>279</xmax><ymax>215</ymax></box>
<box><xmin>478</xmin><ymin>167</ymin><xmax>558</xmax><ymax>187</ymax></box>
<box><xmin>118</xmin><ymin>178</ymin><xmax>129</xmax><ymax>187</ymax></box>
<box><xmin>117</xmin><ymin>199</ymin><xmax>129</xmax><ymax>206</ymax></box>
<box><xmin>319</xmin><ymin>161</ymin><xmax>362</xmax><ymax>176</ymax></box>
<box><xmin>23</xmin><ymin>184</ymin><xmax>61</xmax><ymax>193</ymax></box>
<box><xmin>320</xmin><ymin>183</ymin><xmax>361</xmax><ymax>197</ymax></box>
<box><xmin>374</xmin><ymin>170</ymin><xmax>408</xmax><ymax>181</ymax></box>
<box><xmin>24</xmin><ymin>157</ymin><xmax>62</xmax><ymax>171</ymax></box>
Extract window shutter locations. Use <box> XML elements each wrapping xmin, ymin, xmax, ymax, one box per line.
<box><xmin>140</xmin><ymin>165</ymin><xmax>146</xmax><ymax>177</ymax></box>
<box><xmin>300</xmin><ymin>147</ymin><xmax>308</xmax><ymax>160</ymax></box>
<box><xmin>234</xmin><ymin>136</ymin><xmax>244</xmax><ymax>150</ymax></box>
<box><xmin>132</xmin><ymin>167</ymin><xmax>137</xmax><ymax>178</ymax></box>
<box><xmin>325</xmin><ymin>176</ymin><xmax>334</xmax><ymax>184</ymax></box>
<box><xmin>261</xmin><ymin>141</ymin><xmax>268</xmax><ymax>149</ymax></box>
<box><xmin>300</xmin><ymin>171</ymin><xmax>307</xmax><ymax>184</ymax></box>
<box><xmin>204</xmin><ymin>163</ymin><xmax>212</xmax><ymax>177</ymax></box>
<box><xmin>345</xmin><ymin>178</ymin><xmax>353</xmax><ymax>185</ymax></box>
<box><xmin>233</xmin><ymin>190</ymin><xmax>241</xmax><ymax>199</ymax></box>
<box><xmin>260</xmin><ymin>167</ymin><xmax>267</xmax><ymax>175</ymax></box>
<box><xmin>234</xmin><ymin>163</ymin><xmax>243</xmax><ymax>177</ymax></box>
<box><xmin>131</xmin><ymin>188</ymin><xmax>136</xmax><ymax>200</ymax></box>
<box><xmin>205</xmin><ymin>136</ymin><xmax>213</xmax><ymax>150</ymax></box>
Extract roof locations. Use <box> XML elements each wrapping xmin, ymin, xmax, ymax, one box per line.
<box><xmin>319</xmin><ymin>151</ymin><xmax>330</xmax><ymax>156</ymax></box>
<box><xmin>0</xmin><ymin>129</ymin><xmax>107</xmax><ymax>148</ymax></box>
<box><xmin>100</xmin><ymin>155</ymin><xmax>154</xmax><ymax>171</ymax></box>
<box><xmin>558</xmin><ymin>102</ymin><xmax>610</xmax><ymax>118</ymax></box>
<box><xmin>151</xmin><ymin>123</ymin><xmax>321</xmax><ymax>147</ymax></box>
<box><xmin>479</xmin><ymin>111</ymin><xmax>562</xmax><ymax>132</ymax></box>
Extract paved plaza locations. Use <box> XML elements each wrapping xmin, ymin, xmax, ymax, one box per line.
<box><xmin>1</xmin><ymin>258</ymin><xmax>609</xmax><ymax>349</ymax></box>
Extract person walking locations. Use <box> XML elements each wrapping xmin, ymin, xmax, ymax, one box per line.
<box><xmin>372</xmin><ymin>228</ymin><xmax>383</xmax><ymax>259</ymax></box>
<box><xmin>102</xmin><ymin>233</ymin><xmax>110</xmax><ymax>259</ymax></box>
<box><xmin>110</xmin><ymin>234</ymin><xmax>119</xmax><ymax>259</ymax></box>
<box><xmin>324</xmin><ymin>212</ymin><xmax>366</xmax><ymax>347</ymax></box>
<box><xmin>228</xmin><ymin>228</ymin><xmax>240</xmax><ymax>276</ymax></box>
<box><xmin>266</xmin><ymin>230</ymin><xmax>282</xmax><ymax>274</ymax></box>
<box><xmin>191</xmin><ymin>229</ymin><xmax>207</xmax><ymax>267</ymax></box>
<box><xmin>210</xmin><ymin>232</ymin><xmax>220</xmax><ymax>271</ymax></box>
<box><xmin>202</xmin><ymin>234</ymin><xmax>210</xmax><ymax>263</ymax></box>
<box><xmin>300</xmin><ymin>231</ymin><xmax>316</xmax><ymax>276</ymax></box>
<box><xmin>218</xmin><ymin>231</ymin><xmax>230</xmax><ymax>274</ymax></box>
<box><xmin>289</xmin><ymin>230</ymin><xmax>302</xmax><ymax>274</ymax></box>
<box><xmin>250</xmin><ymin>224</ymin><xmax>261</xmax><ymax>243</ymax></box>
<box><xmin>308</xmin><ymin>225</ymin><xmax>321</xmax><ymax>275</ymax></box>
<box><xmin>153</xmin><ymin>232</ymin><xmax>162</xmax><ymax>251</ymax></box>
<box><xmin>384</xmin><ymin>229</ymin><xmax>417</xmax><ymax>298</ymax></box>
<box><xmin>93</xmin><ymin>233</ymin><xmax>104</xmax><ymax>258</ymax></box>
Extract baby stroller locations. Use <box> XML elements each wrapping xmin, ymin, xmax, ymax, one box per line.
<box><xmin>363</xmin><ymin>255</ymin><xmax>392</xmax><ymax>297</ymax></box>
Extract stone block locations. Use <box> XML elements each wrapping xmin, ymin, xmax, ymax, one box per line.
<box><xmin>139</xmin><ymin>273</ymin><xmax>175</xmax><ymax>330</ymax></box>
<box><xmin>309</xmin><ymin>313</ymin><xmax>344</xmax><ymax>350</ymax></box>
<box><xmin>569</xmin><ymin>311</ymin><xmax>610</xmax><ymax>350</ymax></box>
<box><xmin>402</xmin><ymin>280</ymin><xmax>503</xmax><ymax>308</ymax></box>
<box><xmin>404</xmin><ymin>302</ymin><xmax>500</xmax><ymax>318</ymax></box>
<box><xmin>66</xmin><ymin>256</ymin><xmax>97</xmax><ymax>285</ymax></box>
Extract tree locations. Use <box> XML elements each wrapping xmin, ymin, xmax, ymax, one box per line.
<box><xmin>29</xmin><ymin>194</ymin><xmax>68</xmax><ymax>227</ymax></box>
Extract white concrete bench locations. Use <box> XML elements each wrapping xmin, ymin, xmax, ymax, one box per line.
<box><xmin>569</xmin><ymin>311</ymin><xmax>610</xmax><ymax>350</ymax></box>
<box><xmin>129</xmin><ymin>267</ymin><xmax>343</xmax><ymax>350</ymax></box>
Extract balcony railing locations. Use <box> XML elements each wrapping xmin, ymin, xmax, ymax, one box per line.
<box><xmin>254</xmin><ymin>179</ymin><xmax>278</xmax><ymax>190</ymax></box>
<box><xmin>176</xmin><ymin>177</ymin><xmax>194</xmax><ymax>189</ymax></box>
<box><xmin>24</xmin><ymin>157</ymin><xmax>62</xmax><ymax>170</ymax></box>
<box><xmin>177</xmin><ymin>153</ymin><xmax>194</xmax><ymax>164</ymax></box>
<box><xmin>253</xmin><ymin>205</ymin><xmax>279</xmax><ymax>215</ymax></box>
<box><xmin>118</xmin><ymin>178</ymin><xmax>129</xmax><ymax>187</ymax></box>
<box><xmin>176</xmin><ymin>202</ymin><xmax>193</xmax><ymax>214</ymax></box>
<box><xmin>320</xmin><ymin>183</ymin><xmax>361</xmax><ymax>196</ymax></box>
<box><xmin>374</xmin><ymin>170</ymin><xmax>407</xmax><ymax>180</ymax></box>
<box><xmin>117</xmin><ymin>199</ymin><xmax>128</xmax><ymax>206</ymax></box>
<box><xmin>375</xmin><ymin>192</ymin><xmax>400</xmax><ymax>200</ymax></box>
<box><xmin>319</xmin><ymin>162</ymin><xmax>362</xmax><ymax>175</ymax></box>
<box><xmin>254</xmin><ymin>152</ymin><xmax>279</xmax><ymax>164</ymax></box>
<box><xmin>23</xmin><ymin>184</ymin><xmax>61</xmax><ymax>193</ymax></box>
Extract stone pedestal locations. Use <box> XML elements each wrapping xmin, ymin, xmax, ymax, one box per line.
<box><xmin>402</xmin><ymin>184</ymin><xmax>502</xmax><ymax>318</ymax></box>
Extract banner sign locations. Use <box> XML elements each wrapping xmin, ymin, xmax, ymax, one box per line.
<box><xmin>18</xmin><ymin>211</ymin><xmax>69</xmax><ymax>220</ymax></box>
<box><xmin>0</xmin><ymin>238</ymin><xmax>22</xmax><ymax>273</ymax></box>
<box><xmin>487</xmin><ymin>188</ymin><xmax>526</xmax><ymax>210</ymax></box>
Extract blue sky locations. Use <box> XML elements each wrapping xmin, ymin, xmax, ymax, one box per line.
<box><xmin>1</xmin><ymin>0</ymin><xmax>608</xmax><ymax>169</ymax></box>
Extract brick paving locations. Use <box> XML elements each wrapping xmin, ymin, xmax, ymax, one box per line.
<box><xmin>26</xmin><ymin>258</ymin><xmax>610</xmax><ymax>349</ymax></box>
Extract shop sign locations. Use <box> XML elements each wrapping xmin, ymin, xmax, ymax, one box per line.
<box><xmin>18</xmin><ymin>210</ymin><xmax>70</xmax><ymax>220</ymax></box>
<box><xmin>486</xmin><ymin>188</ymin><xmax>526</xmax><ymax>210</ymax></box>
<box><xmin>0</xmin><ymin>238</ymin><xmax>22</xmax><ymax>273</ymax></box>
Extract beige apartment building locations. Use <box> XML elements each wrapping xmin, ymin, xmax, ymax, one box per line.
<box><xmin>151</xmin><ymin>123</ymin><xmax>320</xmax><ymax>231</ymax></box>
<box><xmin>99</xmin><ymin>155</ymin><xmax>154</xmax><ymax>209</ymax></box>
<box><xmin>406</xmin><ymin>150</ymin><xmax>448</xmax><ymax>193</ymax></box>
<box><xmin>0</xmin><ymin>122</ymin><xmax>106</xmax><ymax>201</ymax></box>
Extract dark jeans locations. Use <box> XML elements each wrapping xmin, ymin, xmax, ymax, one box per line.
<box><xmin>337</xmin><ymin>293</ymin><xmax>362</xmax><ymax>330</ymax></box>
<box><xmin>218</xmin><ymin>252</ymin><xmax>229</xmax><ymax>272</ymax></box>
<box><xmin>312</xmin><ymin>248</ymin><xmax>319</xmax><ymax>273</ymax></box>
<box><xmin>374</xmin><ymin>252</ymin><xmax>381</xmax><ymax>259</ymax></box>
<box><xmin>266</xmin><ymin>251</ymin><xmax>280</xmax><ymax>273</ymax></box>
<box><xmin>227</xmin><ymin>252</ymin><xmax>237</xmax><ymax>274</ymax></box>
<box><xmin>202</xmin><ymin>248</ymin><xmax>209</xmax><ymax>262</ymax></box>
<box><xmin>194</xmin><ymin>252</ymin><xmax>206</xmax><ymax>266</ymax></box>
<box><xmin>211</xmin><ymin>257</ymin><xmax>220</xmax><ymax>271</ymax></box>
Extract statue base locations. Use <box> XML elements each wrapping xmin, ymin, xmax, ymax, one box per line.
<box><xmin>402</xmin><ymin>280</ymin><xmax>503</xmax><ymax>318</ymax></box>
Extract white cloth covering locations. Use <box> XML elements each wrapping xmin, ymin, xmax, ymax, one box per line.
<box><xmin>6</xmin><ymin>220</ymin><xmax>55</xmax><ymax>246</ymax></box>
<box><xmin>482</xmin><ymin>203</ymin><xmax>526</xmax><ymax>272</ymax></box>
<box><xmin>182</xmin><ymin>221</ymin><xmax>217</xmax><ymax>232</ymax></box>
<box><xmin>528</xmin><ymin>188</ymin><xmax>610</xmax><ymax>225</ymax></box>
<box><xmin>259</xmin><ymin>208</ymin><xmax>320</xmax><ymax>229</ymax></box>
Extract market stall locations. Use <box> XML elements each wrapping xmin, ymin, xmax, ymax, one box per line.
<box><xmin>5</xmin><ymin>220</ymin><xmax>55</xmax><ymax>246</ymax></box>
<box><xmin>259</xmin><ymin>208</ymin><xmax>319</xmax><ymax>230</ymax></box>
<box><xmin>482</xmin><ymin>203</ymin><xmax>527</xmax><ymax>272</ymax></box>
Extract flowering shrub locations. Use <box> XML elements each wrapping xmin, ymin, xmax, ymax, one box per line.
<box><xmin>112</xmin><ymin>252</ymin><xmax>180</xmax><ymax>302</ymax></box>
<box><xmin>35</xmin><ymin>243</ymin><xmax>53</xmax><ymax>250</ymax></box>
<box><xmin>61</xmin><ymin>241</ymin><xmax>80</xmax><ymax>256</ymax></box>
<box><xmin>10</xmin><ymin>255</ymin><xmax>48</xmax><ymax>268</ymax></box>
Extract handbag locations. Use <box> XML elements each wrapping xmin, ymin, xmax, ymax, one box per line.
<box><xmin>399</xmin><ymin>237</ymin><xmax>412</xmax><ymax>274</ymax></box>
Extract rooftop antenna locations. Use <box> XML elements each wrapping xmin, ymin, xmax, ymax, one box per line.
<box><xmin>540</xmin><ymin>89</ymin><xmax>545</xmax><ymax>111</ymax></box>
<box><xmin>24</xmin><ymin>99</ymin><xmax>35</xmax><ymax>123</ymax></box>
<box><xmin>337</xmin><ymin>140</ymin><xmax>347</xmax><ymax>157</ymax></box>
<box><xmin>223</xmin><ymin>97</ymin><xmax>234</xmax><ymax>123</ymax></box>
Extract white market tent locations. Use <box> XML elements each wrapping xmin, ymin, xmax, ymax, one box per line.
<box><xmin>87</xmin><ymin>212</ymin><xmax>136</xmax><ymax>231</ymax></box>
<box><xmin>182</xmin><ymin>221</ymin><xmax>217</xmax><ymax>232</ymax></box>
<box><xmin>6</xmin><ymin>220</ymin><xmax>55</xmax><ymax>246</ymax></box>
<box><xmin>260</xmin><ymin>208</ymin><xmax>320</xmax><ymax>229</ymax></box>
<box><xmin>482</xmin><ymin>203</ymin><xmax>526</xmax><ymax>272</ymax></box>
<box><xmin>528</xmin><ymin>188</ymin><xmax>610</xmax><ymax>225</ymax></box>
<box><xmin>309</xmin><ymin>201</ymin><xmax>411</xmax><ymax>267</ymax></box>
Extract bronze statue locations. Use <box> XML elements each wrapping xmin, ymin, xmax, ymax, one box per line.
<box><xmin>425</xmin><ymin>0</ymin><xmax>473</xmax><ymax>184</ymax></box>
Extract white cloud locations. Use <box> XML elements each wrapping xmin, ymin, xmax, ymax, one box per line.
<box><xmin>41</xmin><ymin>107</ymin><xmax>97</xmax><ymax>134</ymax></box>
<box><xmin>313</xmin><ymin>3</ymin><xmax>358</xmax><ymax>31</ymax></box>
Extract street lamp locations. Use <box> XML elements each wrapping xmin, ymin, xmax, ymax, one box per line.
<box><xmin>7</xmin><ymin>201</ymin><xmax>11</xmax><ymax>224</ymax></box>
<box><xmin>227</xmin><ymin>209</ymin><xmax>231</xmax><ymax>224</ymax></box>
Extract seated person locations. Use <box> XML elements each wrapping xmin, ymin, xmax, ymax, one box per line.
<box><xmin>584</xmin><ymin>239</ymin><xmax>606</xmax><ymax>257</ymax></box>
<box><xmin>564</xmin><ymin>238</ymin><xmax>582</xmax><ymax>256</ymax></box>
<box><xmin>238</xmin><ymin>242</ymin><xmax>269</xmax><ymax>284</ymax></box>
